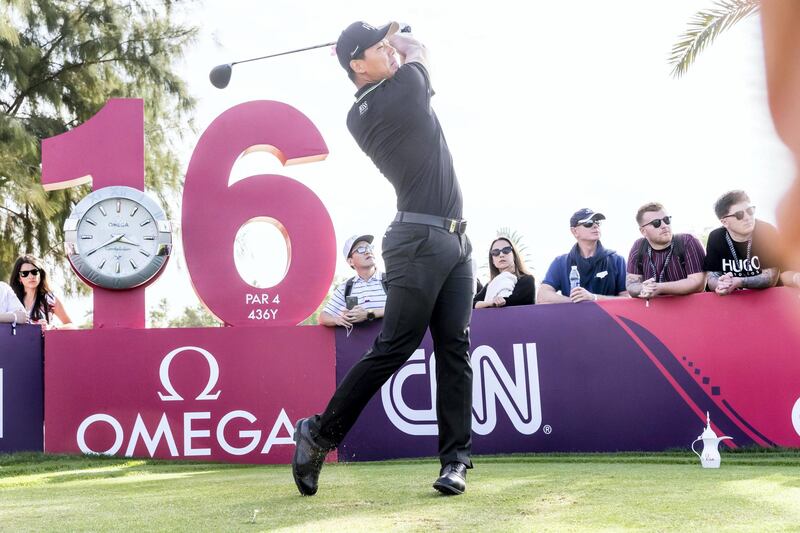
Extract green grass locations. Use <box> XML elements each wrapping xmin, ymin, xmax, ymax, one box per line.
<box><xmin>1</xmin><ymin>451</ymin><xmax>799</xmax><ymax>532</ymax></box>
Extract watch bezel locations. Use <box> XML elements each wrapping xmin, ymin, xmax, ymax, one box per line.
<box><xmin>64</xmin><ymin>186</ymin><xmax>172</xmax><ymax>290</ymax></box>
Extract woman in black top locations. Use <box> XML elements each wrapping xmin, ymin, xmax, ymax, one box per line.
<box><xmin>474</xmin><ymin>237</ymin><xmax>535</xmax><ymax>308</ymax></box>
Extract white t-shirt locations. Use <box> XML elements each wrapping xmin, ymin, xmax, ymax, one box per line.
<box><xmin>0</xmin><ymin>282</ymin><xmax>25</xmax><ymax>314</ymax></box>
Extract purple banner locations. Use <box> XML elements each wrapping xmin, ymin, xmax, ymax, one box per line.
<box><xmin>335</xmin><ymin>290</ymin><xmax>800</xmax><ymax>461</ymax></box>
<box><xmin>0</xmin><ymin>324</ymin><xmax>44</xmax><ymax>453</ymax></box>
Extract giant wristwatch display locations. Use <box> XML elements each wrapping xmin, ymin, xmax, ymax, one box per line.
<box><xmin>64</xmin><ymin>186</ymin><xmax>172</xmax><ymax>289</ymax></box>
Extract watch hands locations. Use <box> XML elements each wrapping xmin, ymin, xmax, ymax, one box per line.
<box><xmin>86</xmin><ymin>234</ymin><xmax>123</xmax><ymax>256</ymax></box>
<box><xmin>117</xmin><ymin>235</ymin><xmax>140</xmax><ymax>246</ymax></box>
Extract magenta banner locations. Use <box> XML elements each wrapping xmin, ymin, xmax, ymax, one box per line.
<box><xmin>336</xmin><ymin>289</ymin><xmax>800</xmax><ymax>461</ymax></box>
<box><xmin>44</xmin><ymin>326</ymin><xmax>335</xmax><ymax>464</ymax></box>
<box><xmin>0</xmin><ymin>324</ymin><xmax>43</xmax><ymax>453</ymax></box>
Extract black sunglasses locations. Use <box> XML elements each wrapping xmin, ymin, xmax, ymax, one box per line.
<box><xmin>579</xmin><ymin>220</ymin><xmax>601</xmax><ymax>229</ymax></box>
<box><xmin>490</xmin><ymin>246</ymin><xmax>513</xmax><ymax>257</ymax></box>
<box><xmin>19</xmin><ymin>268</ymin><xmax>41</xmax><ymax>278</ymax></box>
<box><xmin>722</xmin><ymin>206</ymin><xmax>756</xmax><ymax>221</ymax></box>
<box><xmin>640</xmin><ymin>216</ymin><xmax>672</xmax><ymax>229</ymax></box>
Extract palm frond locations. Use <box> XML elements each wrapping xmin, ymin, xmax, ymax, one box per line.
<box><xmin>669</xmin><ymin>0</ymin><xmax>760</xmax><ymax>78</ymax></box>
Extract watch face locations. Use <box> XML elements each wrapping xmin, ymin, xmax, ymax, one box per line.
<box><xmin>65</xmin><ymin>186</ymin><xmax>172</xmax><ymax>289</ymax></box>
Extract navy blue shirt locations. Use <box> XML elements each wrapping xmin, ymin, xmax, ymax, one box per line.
<box><xmin>346</xmin><ymin>62</ymin><xmax>463</xmax><ymax>219</ymax></box>
<box><xmin>542</xmin><ymin>249</ymin><xmax>627</xmax><ymax>296</ymax></box>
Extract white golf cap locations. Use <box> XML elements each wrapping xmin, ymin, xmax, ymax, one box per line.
<box><xmin>343</xmin><ymin>234</ymin><xmax>374</xmax><ymax>260</ymax></box>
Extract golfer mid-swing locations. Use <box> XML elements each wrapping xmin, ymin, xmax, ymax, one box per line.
<box><xmin>292</xmin><ymin>20</ymin><xmax>474</xmax><ymax>496</ymax></box>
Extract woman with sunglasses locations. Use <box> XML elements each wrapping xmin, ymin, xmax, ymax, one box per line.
<box><xmin>10</xmin><ymin>255</ymin><xmax>75</xmax><ymax>329</ymax></box>
<box><xmin>473</xmin><ymin>238</ymin><xmax>535</xmax><ymax>308</ymax></box>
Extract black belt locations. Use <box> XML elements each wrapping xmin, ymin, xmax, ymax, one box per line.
<box><xmin>394</xmin><ymin>211</ymin><xmax>467</xmax><ymax>234</ymax></box>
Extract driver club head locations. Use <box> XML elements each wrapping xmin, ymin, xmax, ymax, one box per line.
<box><xmin>209</xmin><ymin>64</ymin><xmax>233</xmax><ymax>89</ymax></box>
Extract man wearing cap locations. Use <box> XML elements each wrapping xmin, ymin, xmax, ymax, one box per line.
<box><xmin>319</xmin><ymin>235</ymin><xmax>387</xmax><ymax>327</ymax></box>
<box><xmin>537</xmin><ymin>208</ymin><xmax>628</xmax><ymax>304</ymax></box>
<box><xmin>625</xmin><ymin>202</ymin><xmax>707</xmax><ymax>299</ymax></box>
<box><xmin>292</xmin><ymin>21</ymin><xmax>474</xmax><ymax>497</ymax></box>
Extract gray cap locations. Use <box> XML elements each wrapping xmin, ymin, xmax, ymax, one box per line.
<box><xmin>343</xmin><ymin>234</ymin><xmax>374</xmax><ymax>260</ymax></box>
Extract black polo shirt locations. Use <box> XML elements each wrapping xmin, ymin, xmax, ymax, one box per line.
<box><xmin>346</xmin><ymin>62</ymin><xmax>463</xmax><ymax>219</ymax></box>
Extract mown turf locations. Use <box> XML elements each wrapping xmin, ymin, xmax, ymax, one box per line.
<box><xmin>1</xmin><ymin>451</ymin><xmax>799</xmax><ymax>532</ymax></box>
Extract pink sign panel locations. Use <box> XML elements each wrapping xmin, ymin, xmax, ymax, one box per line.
<box><xmin>182</xmin><ymin>100</ymin><xmax>335</xmax><ymax>327</ymax></box>
<box><xmin>41</xmin><ymin>98</ymin><xmax>147</xmax><ymax>328</ymax></box>
<box><xmin>44</xmin><ymin>326</ymin><xmax>335</xmax><ymax>464</ymax></box>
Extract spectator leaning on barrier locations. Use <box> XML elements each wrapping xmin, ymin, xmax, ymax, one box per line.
<box><xmin>538</xmin><ymin>208</ymin><xmax>628</xmax><ymax>304</ymax></box>
<box><xmin>704</xmin><ymin>190</ymin><xmax>781</xmax><ymax>295</ymax></box>
<box><xmin>626</xmin><ymin>203</ymin><xmax>707</xmax><ymax>299</ymax></box>
<box><xmin>0</xmin><ymin>281</ymin><xmax>27</xmax><ymax>325</ymax></box>
<box><xmin>10</xmin><ymin>255</ymin><xmax>75</xmax><ymax>329</ymax></box>
<box><xmin>319</xmin><ymin>234</ymin><xmax>387</xmax><ymax>328</ymax></box>
<box><xmin>473</xmin><ymin>237</ymin><xmax>535</xmax><ymax>308</ymax></box>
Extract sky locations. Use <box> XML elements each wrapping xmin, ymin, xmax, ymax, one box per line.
<box><xmin>62</xmin><ymin>1</ymin><xmax>796</xmax><ymax>324</ymax></box>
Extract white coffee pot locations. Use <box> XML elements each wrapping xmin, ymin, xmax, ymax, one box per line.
<box><xmin>691</xmin><ymin>411</ymin><xmax>733</xmax><ymax>468</ymax></box>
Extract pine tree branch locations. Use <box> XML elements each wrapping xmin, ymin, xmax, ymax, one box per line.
<box><xmin>6</xmin><ymin>28</ymin><xmax>193</xmax><ymax>117</ymax></box>
<box><xmin>0</xmin><ymin>204</ymin><xmax>23</xmax><ymax>218</ymax></box>
<box><xmin>4</xmin><ymin>2</ymin><xmax>93</xmax><ymax>115</ymax></box>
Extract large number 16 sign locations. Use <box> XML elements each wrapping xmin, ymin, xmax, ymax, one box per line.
<box><xmin>41</xmin><ymin>98</ymin><xmax>336</xmax><ymax>328</ymax></box>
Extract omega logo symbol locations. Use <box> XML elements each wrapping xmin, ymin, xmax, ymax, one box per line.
<box><xmin>158</xmin><ymin>346</ymin><xmax>221</xmax><ymax>401</ymax></box>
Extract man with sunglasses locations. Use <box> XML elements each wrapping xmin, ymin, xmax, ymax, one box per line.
<box><xmin>292</xmin><ymin>21</ymin><xmax>473</xmax><ymax>497</ymax></box>
<box><xmin>626</xmin><ymin>203</ymin><xmax>706</xmax><ymax>299</ymax></box>
<box><xmin>320</xmin><ymin>234</ymin><xmax>387</xmax><ymax>328</ymax></box>
<box><xmin>538</xmin><ymin>208</ymin><xmax>628</xmax><ymax>304</ymax></box>
<box><xmin>704</xmin><ymin>190</ymin><xmax>781</xmax><ymax>295</ymax></box>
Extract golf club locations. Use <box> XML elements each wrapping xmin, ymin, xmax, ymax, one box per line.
<box><xmin>209</xmin><ymin>41</ymin><xmax>336</xmax><ymax>89</ymax></box>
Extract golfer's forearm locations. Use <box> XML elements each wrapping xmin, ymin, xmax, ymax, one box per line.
<box><xmin>762</xmin><ymin>0</ymin><xmax>800</xmax><ymax>152</ymax></box>
<box><xmin>402</xmin><ymin>45</ymin><xmax>427</xmax><ymax>67</ymax></box>
<box><xmin>390</xmin><ymin>34</ymin><xmax>428</xmax><ymax>68</ymax></box>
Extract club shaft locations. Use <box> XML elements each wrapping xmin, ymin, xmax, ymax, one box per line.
<box><xmin>232</xmin><ymin>42</ymin><xmax>336</xmax><ymax>66</ymax></box>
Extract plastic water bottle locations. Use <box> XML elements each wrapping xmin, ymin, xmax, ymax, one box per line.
<box><xmin>569</xmin><ymin>265</ymin><xmax>580</xmax><ymax>291</ymax></box>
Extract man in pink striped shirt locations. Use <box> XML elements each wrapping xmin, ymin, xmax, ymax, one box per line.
<box><xmin>626</xmin><ymin>202</ymin><xmax>707</xmax><ymax>299</ymax></box>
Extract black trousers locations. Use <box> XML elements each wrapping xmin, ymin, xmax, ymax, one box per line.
<box><xmin>310</xmin><ymin>221</ymin><xmax>474</xmax><ymax>467</ymax></box>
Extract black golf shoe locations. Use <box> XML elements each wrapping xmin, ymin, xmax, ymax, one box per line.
<box><xmin>433</xmin><ymin>461</ymin><xmax>467</xmax><ymax>495</ymax></box>
<box><xmin>291</xmin><ymin>418</ymin><xmax>329</xmax><ymax>496</ymax></box>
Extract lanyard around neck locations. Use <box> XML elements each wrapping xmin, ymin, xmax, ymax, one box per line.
<box><xmin>724</xmin><ymin>231</ymin><xmax>752</xmax><ymax>262</ymax></box>
<box><xmin>647</xmin><ymin>243</ymin><xmax>674</xmax><ymax>283</ymax></box>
